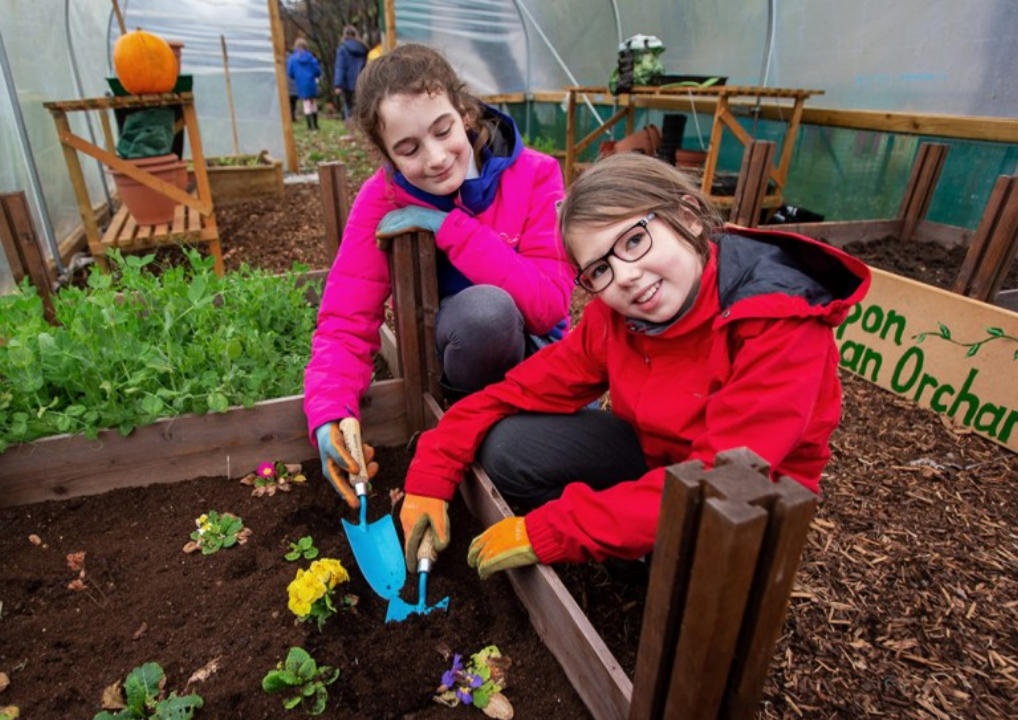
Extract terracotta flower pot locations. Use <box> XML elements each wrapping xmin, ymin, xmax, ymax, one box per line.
<box><xmin>674</xmin><ymin>148</ymin><xmax>708</xmax><ymax>171</ymax></box>
<box><xmin>108</xmin><ymin>153</ymin><xmax>187</xmax><ymax>226</ymax></box>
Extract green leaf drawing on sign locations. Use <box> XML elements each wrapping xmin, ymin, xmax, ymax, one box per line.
<box><xmin>911</xmin><ymin>324</ymin><xmax>1018</xmax><ymax>360</ymax></box>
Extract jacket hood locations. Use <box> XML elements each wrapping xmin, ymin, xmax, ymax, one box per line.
<box><xmin>714</xmin><ymin>228</ymin><xmax>870</xmax><ymax>326</ymax></box>
<box><xmin>341</xmin><ymin>38</ymin><xmax>368</xmax><ymax>57</ymax></box>
<box><xmin>392</xmin><ymin>103</ymin><xmax>522</xmax><ymax>214</ymax></box>
<box><xmin>293</xmin><ymin>49</ymin><xmax>317</xmax><ymax>66</ymax></box>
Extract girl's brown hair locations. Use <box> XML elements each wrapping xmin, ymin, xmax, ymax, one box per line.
<box><xmin>354</xmin><ymin>43</ymin><xmax>489</xmax><ymax>165</ymax></box>
<box><xmin>558</xmin><ymin>153</ymin><xmax>723</xmax><ymax>266</ymax></box>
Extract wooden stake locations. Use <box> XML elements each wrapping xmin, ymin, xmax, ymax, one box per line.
<box><xmin>221</xmin><ymin>35</ymin><xmax>240</xmax><ymax>157</ymax></box>
<box><xmin>111</xmin><ymin>0</ymin><xmax>127</xmax><ymax>35</ymax></box>
<box><xmin>383</xmin><ymin>0</ymin><xmax>397</xmax><ymax>52</ymax></box>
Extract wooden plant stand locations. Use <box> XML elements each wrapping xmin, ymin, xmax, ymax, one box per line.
<box><xmin>43</xmin><ymin>93</ymin><xmax>224</xmax><ymax>276</ymax></box>
<box><xmin>778</xmin><ymin>141</ymin><xmax>1018</xmax><ymax>308</ymax></box>
<box><xmin>563</xmin><ymin>85</ymin><xmax>823</xmax><ymax>210</ymax></box>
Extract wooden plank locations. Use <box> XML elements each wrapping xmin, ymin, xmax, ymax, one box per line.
<box><xmin>776</xmin><ymin>219</ymin><xmax>902</xmax><ymax>247</ymax></box>
<box><xmin>722</xmin><ymin>477</ymin><xmax>817</xmax><ymax>719</ymax></box>
<box><xmin>954</xmin><ymin>176</ymin><xmax>1014</xmax><ymax>296</ymax></box>
<box><xmin>663</xmin><ymin>497</ymin><xmax>768</xmax><ymax>720</ymax></box>
<box><xmin>915</xmin><ymin>219</ymin><xmax>971</xmax><ymax>248</ymax></box>
<box><xmin>119</xmin><ymin>215</ymin><xmax>137</xmax><ymax>249</ymax></box>
<box><xmin>0</xmin><ymin>194</ymin><xmax>26</xmax><ymax>282</ymax></box>
<box><xmin>389</xmin><ymin>238</ymin><xmax>425</xmax><ymax>432</ymax></box>
<box><xmin>416</xmin><ymin>232</ymin><xmax>443</xmax><ymax>400</ymax></box>
<box><xmin>0</xmin><ymin>193</ymin><xmax>56</xmax><ymax>323</ymax></box>
<box><xmin>0</xmin><ymin>380</ymin><xmax>409</xmax><ymax>508</ymax></box>
<box><xmin>565</xmin><ymin>89</ymin><xmax>578</xmax><ymax>183</ymax></box>
<box><xmin>730</xmin><ymin>141</ymin><xmax>776</xmax><ymax>228</ymax></box>
<box><xmin>423</xmin><ymin>395</ymin><xmax>633</xmax><ymax>720</ymax></box>
<box><xmin>898</xmin><ymin>143</ymin><xmax>948</xmax><ymax>242</ymax></box>
<box><xmin>629</xmin><ymin>469</ymin><xmax>704</xmax><ymax>720</ymax></box>
<box><xmin>171</xmin><ymin>203</ymin><xmax>186</xmax><ymax>235</ymax></box>
<box><xmin>51</xmin><ymin>111</ymin><xmax>105</xmax><ymax>253</ymax></box>
<box><xmin>965</xmin><ymin>176</ymin><xmax>1018</xmax><ymax>302</ymax></box>
<box><xmin>318</xmin><ymin>161</ymin><xmax>349</xmax><ymax>259</ymax></box>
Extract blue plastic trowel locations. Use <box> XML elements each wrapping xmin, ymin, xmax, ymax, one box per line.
<box><xmin>385</xmin><ymin>528</ymin><xmax>450</xmax><ymax>623</ymax></box>
<box><xmin>335</xmin><ymin>418</ymin><xmax>405</xmax><ymax>600</ymax></box>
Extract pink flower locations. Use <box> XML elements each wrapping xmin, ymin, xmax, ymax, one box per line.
<box><xmin>257</xmin><ymin>462</ymin><xmax>276</xmax><ymax>480</ymax></box>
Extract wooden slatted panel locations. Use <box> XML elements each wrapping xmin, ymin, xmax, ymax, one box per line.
<box><xmin>730</xmin><ymin>141</ymin><xmax>776</xmax><ymax>228</ymax></box>
<box><xmin>897</xmin><ymin>142</ymin><xmax>948</xmax><ymax>242</ymax></box>
<box><xmin>955</xmin><ymin>175</ymin><xmax>1018</xmax><ymax>302</ymax></box>
<box><xmin>119</xmin><ymin>215</ymin><xmax>138</xmax><ymax>249</ymax></box>
<box><xmin>318</xmin><ymin>161</ymin><xmax>350</xmax><ymax>258</ymax></box>
<box><xmin>1</xmin><ymin>192</ymin><xmax>56</xmax><ymax>323</ymax></box>
<box><xmin>416</xmin><ymin>231</ymin><xmax>443</xmax><ymax>401</ymax></box>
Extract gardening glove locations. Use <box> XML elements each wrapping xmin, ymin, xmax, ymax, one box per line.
<box><xmin>375</xmin><ymin>206</ymin><xmax>448</xmax><ymax>250</ymax></box>
<box><xmin>315</xmin><ymin>418</ymin><xmax>379</xmax><ymax>510</ymax></box>
<box><xmin>400</xmin><ymin>493</ymin><xmax>451</xmax><ymax>572</ymax></box>
<box><xmin>467</xmin><ymin>516</ymin><xmax>539</xmax><ymax>580</ymax></box>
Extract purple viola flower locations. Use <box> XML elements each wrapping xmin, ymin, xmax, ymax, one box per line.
<box><xmin>456</xmin><ymin>672</ymin><xmax>483</xmax><ymax>705</ymax></box>
<box><xmin>441</xmin><ymin>654</ymin><xmax>463</xmax><ymax>689</ymax></box>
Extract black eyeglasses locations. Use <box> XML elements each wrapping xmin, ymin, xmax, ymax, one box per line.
<box><xmin>575</xmin><ymin>213</ymin><xmax>656</xmax><ymax>293</ymax></box>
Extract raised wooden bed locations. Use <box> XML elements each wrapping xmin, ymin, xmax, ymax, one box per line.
<box><xmin>196</xmin><ymin>153</ymin><xmax>284</xmax><ymax>206</ymax></box>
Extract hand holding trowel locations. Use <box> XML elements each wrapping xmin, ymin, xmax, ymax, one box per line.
<box><xmin>319</xmin><ymin>418</ymin><xmax>405</xmax><ymax>600</ymax></box>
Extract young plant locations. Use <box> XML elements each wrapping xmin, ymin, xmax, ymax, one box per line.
<box><xmin>434</xmin><ymin>646</ymin><xmax>514</xmax><ymax>718</ymax></box>
<box><xmin>261</xmin><ymin>646</ymin><xmax>339</xmax><ymax>715</ymax></box>
<box><xmin>183</xmin><ymin>511</ymin><xmax>251</xmax><ymax>555</ymax></box>
<box><xmin>286</xmin><ymin>558</ymin><xmax>357</xmax><ymax>631</ymax></box>
<box><xmin>284</xmin><ymin>535</ymin><xmax>319</xmax><ymax>562</ymax></box>
<box><xmin>66</xmin><ymin>551</ymin><xmax>109</xmax><ymax>608</ymax></box>
<box><xmin>92</xmin><ymin>662</ymin><xmax>202</xmax><ymax>720</ymax></box>
<box><xmin>240</xmin><ymin>461</ymin><xmax>307</xmax><ymax>497</ymax></box>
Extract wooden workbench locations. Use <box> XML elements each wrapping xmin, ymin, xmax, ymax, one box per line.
<box><xmin>43</xmin><ymin>92</ymin><xmax>224</xmax><ymax>275</ymax></box>
<box><xmin>564</xmin><ymin>84</ymin><xmax>823</xmax><ymax>209</ymax></box>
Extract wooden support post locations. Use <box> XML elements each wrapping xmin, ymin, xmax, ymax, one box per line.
<box><xmin>953</xmin><ymin>175</ymin><xmax>1018</xmax><ymax>302</ymax></box>
<box><xmin>317</xmin><ymin>161</ymin><xmax>350</xmax><ymax>259</ymax></box>
<box><xmin>0</xmin><ymin>192</ymin><xmax>56</xmax><ymax>324</ymax></box>
<box><xmin>730</xmin><ymin>141</ymin><xmax>776</xmax><ymax>228</ymax></box>
<box><xmin>629</xmin><ymin>448</ymin><xmax>817</xmax><ymax>720</ymax></box>
<box><xmin>386</xmin><ymin>232</ymin><xmax>445</xmax><ymax>433</ymax></box>
<box><xmin>565</xmin><ymin>89</ymin><xmax>578</xmax><ymax>184</ymax></box>
<box><xmin>897</xmin><ymin>142</ymin><xmax>948</xmax><ymax>243</ymax></box>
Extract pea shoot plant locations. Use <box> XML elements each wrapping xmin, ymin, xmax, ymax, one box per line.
<box><xmin>0</xmin><ymin>250</ymin><xmax>319</xmax><ymax>451</ymax></box>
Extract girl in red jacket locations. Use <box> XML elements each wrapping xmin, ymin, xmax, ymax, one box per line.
<box><xmin>399</xmin><ymin>153</ymin><xmax>871</xmax><ymax>579</ymax></box>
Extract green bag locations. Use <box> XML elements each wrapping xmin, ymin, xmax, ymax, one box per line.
<box><xmin>116</xmin><ymin>108</ymin><xmax>176</xmax><ymax>159</ymax></box>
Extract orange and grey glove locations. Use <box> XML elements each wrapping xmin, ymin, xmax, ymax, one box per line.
<box><xmin>399</xmin><ymin>493</ymin><xmax>450</xmax><ymax>572</ymax></box>
<box><xmin>467</xmin><ymin>516</ymin><xmax>539</xmax><ymax>580</ymax></box>
<box><xmin>314</xmin><ymin>418</ymin><xmax>378</xmax><ymax>509</ymax></box>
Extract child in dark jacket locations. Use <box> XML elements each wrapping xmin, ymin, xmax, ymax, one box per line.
<box><xmin>333</xmin><ymin>26</ymin><xmax>368</xmax><ymax>121</ymax></box>
<box><xmin>398</xmin><ymin>152</ymin><xmax>871</xmax><ymax>579</ymax></box>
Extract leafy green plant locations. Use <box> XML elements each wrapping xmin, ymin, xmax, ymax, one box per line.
<box><xmin>0</xmin><ymin>249</ymin><xmax>320</xmax><ymax>451</ymax></box>
<box><xmin>261</xmin><ymin>646</ymin><xmax>340</xmax><ymax>715</ymax></box>
<box><xmin>93</xmin><ymin>662</ymin><xmax>202</xmax><ymax>720</ymax></box>
<box><xmin>183</xmin><ymin>511</ymin><xmax>251</xmax><ymax>555</ymax></box>
<box><xmin>285</xmin><ymin>535</ymin><xmax>319</xmax><ymax>561</ymax></box>
<box><xmin>523</xmin><ymin>134</ymin><xmax>558</xmax><ymax>155</ymax></box>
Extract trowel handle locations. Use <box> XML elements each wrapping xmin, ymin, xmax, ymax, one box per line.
<box><xmin>338</xmin><ymin>417</ymin><xmax>369</xmax><ymax>495</ymax></box>
<box><xmin>417</xmin><ymin>528</ymin><xmax>438</xmax><ymax>573</ymax></box>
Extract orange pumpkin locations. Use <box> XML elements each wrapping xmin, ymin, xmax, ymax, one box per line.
<box><xmin>113</xmin><ymin>30</ymin><xmax>179</xmax><ymax>95</ymax></box>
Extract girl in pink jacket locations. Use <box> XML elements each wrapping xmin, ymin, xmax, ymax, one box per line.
<box><xmin>399</xmin><ymin>153</ymin><xmax>871</xmax><ymax>579</ymax></box>
<box><xmin>304</xmin><ymin>44</ymin><xmax>572</xmax><ymax>506</ymax></box>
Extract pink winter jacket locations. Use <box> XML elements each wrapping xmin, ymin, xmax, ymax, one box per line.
<box><xmin>303</xmin><ymin>148</ymin><xmax>572</xmax><ymax>437</ymax></box>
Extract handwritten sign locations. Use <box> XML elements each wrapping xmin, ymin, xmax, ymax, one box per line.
<box><xmin>837</xmin><ymin>268</ymin><xmax>1018</xmax><ymax>453</ymax></box>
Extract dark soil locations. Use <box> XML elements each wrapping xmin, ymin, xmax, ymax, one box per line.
<box><xmin>17</xmin><ymin>178</ymin><xmax>1014</xmax><ymax>719</ymax></box>
<box><xmin>0</xmin><ymin>447</ymin><xmax>590</xmax><ymax>719</ymax></box>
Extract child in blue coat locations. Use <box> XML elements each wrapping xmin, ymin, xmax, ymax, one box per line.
<box><xmin>287</xmin><ymin>38</ymin><xmax>322</xmax><ymax>130</ymax></box>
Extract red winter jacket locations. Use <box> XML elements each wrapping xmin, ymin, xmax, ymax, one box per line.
<box><xmin>404</xmin><ymin>227</ymin><xmax>871</xmax><ymax>564</ymax></box>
